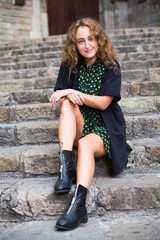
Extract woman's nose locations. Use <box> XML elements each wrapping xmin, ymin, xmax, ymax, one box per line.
<box><xmin>85</xmin><ymin>41</ymin><xmax>90</xmax><ymax>49</ymax></box>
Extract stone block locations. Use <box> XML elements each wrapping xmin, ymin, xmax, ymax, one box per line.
<box><xmin>120</xmin><ymin>83</ymin><xmax>131</xmax><ymax>97</ymax></box>
<box><xmin>0</xmin><ymin>151</ymin><xmax>20</xmax><ymax>172</ymax></box>
<box><xmin>11</xmin><ymin>90</ymin><xmax>48</xmax><ymax>104</ymax></box>
<box><xmin>0</xmin><ymin>94</ymin><xmax>10</xmax><ymax>106</ymax></box>
<box><xmin>95</xmin><ymin>174</ymin><xmax>160</xmax><ymax>211</ymax></box>
<box><xmin>35</xmin><ymin>77</ymin><xmax>56</xmax><ymax>89</ymax></box>
<box><xmin>0</xmin><ymin>125</ymin><xmax>16</xmax><ymax>146</ymax></box>
<box><xmin>23</xmin><ymin>144</ymin><xmax>59</xmax><ymax>174</ymax></box>
<box><xmin>16</xmin><ymin>121</ymin><xmax>58</xmax><ymax>144</ymax></box>
<box><xmin>131</xmin><ymin>81</ymin><xmax>160</xmax><ymax>96</ymax></box>
<box><xmin>119</xmin><ymin>96</ymin><xmax>157</xmax><ymax>114</ymax></box>
<box><xmin>125</xmin><ymin>115</ymin><xmax>160</xmax><ymax>139</ymax></box>
<box><xmin>155</xmin><ymin>96</ymin><xmax>160</xmax><ymax>112</ymax></box>
<box><xmin>14</xmin><ymin>104</ymin><xmax>58</xmax><ymax>122</ymax></box>
<box><xmin>122</xmin><ymin>69</ymin><xmax>148</xmax><ymax>82</ymax></box>
<box><xmin>0</xmin><ymin>79</ymin><xmax>35</xmax><ymax>92</ymax></box>
<box><xmin>0</xmin><ymin>107</ymin><xmax>10</xmax><ymax>123</ymax></box>
<box><xmin>146</xmin><ymin>145</ymin><xmax>160</xmax><ymax>163</ymax></box>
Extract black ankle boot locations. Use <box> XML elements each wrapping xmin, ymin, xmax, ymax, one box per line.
<box><xmin>55</xmin><ymin>184</ymin><xmax>88</xmax><ymax>230</ymax></box>
<box><xmin>54</xmin><ymin>150</ymin><xmax>76</xmax><ymax>193</ymax></box>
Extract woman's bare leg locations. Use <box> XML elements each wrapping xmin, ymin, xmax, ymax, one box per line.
<box><xmin>58</xmin><ymin>98</ymin><xmax>84</xmax><ymax>151</ymax></box>
<box><xmin>77</xmin><ymin>133</ymin><xmax>107</xmax><ymax>189</ymax></box>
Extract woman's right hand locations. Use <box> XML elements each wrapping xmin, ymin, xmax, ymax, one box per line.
<box><xmin>49</xmin><ymin>90</ymin><xmax>67</xmax><ymax>105</ymax></box>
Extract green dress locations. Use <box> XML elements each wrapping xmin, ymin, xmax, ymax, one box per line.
<box><xmin>78</xmin><ymin>59</ymin><xmax>111</xmax><ymax>159</ymax></box>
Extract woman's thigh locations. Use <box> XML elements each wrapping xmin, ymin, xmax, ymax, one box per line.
<box><xmin>59</xmin><ymin>98</ymin><xmax>84</xmax><ymax>146</ymax></box>
<box><xmin>78</xmin><ymin>133</ymin><xmax>107</xmax><ymax>158</ymax></box>
<box><xmin>74</xmin><ymin>106</ymin><xmax>84</xmax><ymax>146</ymax></box>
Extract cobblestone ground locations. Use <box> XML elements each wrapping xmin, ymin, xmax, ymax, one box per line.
<box><xmin>0</xmin><ymin>210</ymin><xmax>160</xmax><ymax>240</ymax></box>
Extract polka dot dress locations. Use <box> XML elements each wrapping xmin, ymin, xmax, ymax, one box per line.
<box><xmin>78</xmin><ymin>59</ymin><xmax>111</xmax><ymax>159</ymax></box>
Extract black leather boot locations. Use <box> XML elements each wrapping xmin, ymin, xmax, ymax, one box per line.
<box><xmin>54</xmin><ymin>150</ymin><xmax>76</xmax><ymax>193</ymax></box>
<box><xmin>55</xmin><ymin>184</ymin><xmax>88</xmax><ymax>230</ymax></box>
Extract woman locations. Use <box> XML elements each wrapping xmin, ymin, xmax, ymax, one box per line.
<box><xmin>50</xmin><ymin>17</ymin><xmax>132</xmax><ymax>231</ymax></box>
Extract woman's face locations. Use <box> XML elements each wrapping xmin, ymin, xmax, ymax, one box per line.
<box><xmin>76</xmin><ymin>26</ymin><xmax>98</xmax><ymax>66</ymax></box>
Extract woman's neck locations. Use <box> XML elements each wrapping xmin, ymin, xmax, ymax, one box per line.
<box><xmin>85</xmin><ymin>57</ymin><xmax>97</xmax><ymax>67</ymax></box>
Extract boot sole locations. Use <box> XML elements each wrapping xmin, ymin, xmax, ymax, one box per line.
<box><xmin>55</xmin><ymin>215</ymin><xmax>88</xmax><ymax>231</ymax></box>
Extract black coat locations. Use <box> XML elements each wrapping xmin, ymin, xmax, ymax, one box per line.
<box><xmin>54</xmin><ymin>60</ymin><xmax>132</xmax><ymax>174</ymax></box>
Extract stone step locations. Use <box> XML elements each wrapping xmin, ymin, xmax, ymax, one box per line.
<box><xmin>0</xmin><ymin>143</ymin><xmax>59</xmax><ymax>175</ymax></box>
<box><xmin>1</xmin><ymin>50</ymin><xmax>160</xmax><ymax>65</ymax></box>
<box><xmin>108</xmin><ymin>27</ymin><xmax>160</xmax><ymax>35</ymax></box>
<box><xmin>0</xmin><ymin>46</ymin><xmax>63</xmax><ymax>58</ymax></box>
<box><xmin>0</xmin><ymin>66</ymin><xmax>59</xmax><ymax>80</ymax></box>
<box><xmin>112</xmin><ymin>36</ymin><xmax>160</xmax><ymax>46</ymax></box>
<box><xmin>0</xmin><ymin>42</ymin><xmax>160</xmax><ymax>58</ymax></box>
<box><xmin>110</xmin><ymin>31</ymin><xmax>160</xmax><ymax>40</ymax></box>
<box><xmin>0</xmin><ymin>173</ymin><xmax>160</xmax><ymax>221</ymax></box>
<box><xmin>1</xmin><ymin>212</ymin><xmax>160</xmax><ymax>240</ymax></box>
<box><xmin>0</xmin><ymin>51</ymin><xmax>63</xmax><ymax>64</ymax></box>
<box><xmin>119</xmin><ymin>96</ymin><xmax>160</xmax><ymax>115</ymax></box>
<box><xmin>125</xmin><ymin>114</ymin><xmax>160</xmax><ymax>140</ymax></box>
<box><xmin>0</xmin><ymin>76</ymin><xmax>56</xmax><ymax>93</ymax></box>
<box><xmin>0</xmin><ymin>96</ymin><xmax>159</xmax><ymax>123</ymax></box>
<box><xmin>0</xmin><ymin>137</ymin><xmax>159</xmax><ymax>176</ymax></box>
<box><xmin>0</xmin><ymin>82</ymin><xmax>159</xmax><ymax>108</ymax></box>
<box><xmin>0</xmin><ymin>73</ymin><xmax>159</xmax><ymax>98</ymax></box>
<box><xmin>0</xmin><ymin>58</ymin><xmax>61</xmax><ymax>71</ymax></box>
<box><xmin>0</xmin><ymin>64</ymin><xmax>159</xmax><ymax>84</ymax></box>
<box><xmin>0</xmin><ymin>114</ymin><xmax>159</xmax><ymax>146</ymax></box>
<box><xmin>122</xmin><ymin>68</ymin><xmax>160</xmax><ymax>82</ymax></box>
<box><xmin>115</xmin><ymin>43</ymin><xmax>160</xmax><ymax>54</ymax></box>
<box><xmin>0</xmin><ymin>89</ymin><xmax>53</xmax><ymax>106</ymax></box>
<box><xmin>129</xmin><ymin>137</ymin><xmax>160</xmax><ymax>171</ymax></box>
<box><xmin>0</xmin><ymin>120</ymin><xmax>59</xmax><ymax>146</ymax></box>
<box><xmin>121</xmin><ymin>59</ymin><xmax>160</xmax><ymax>70</ymax></box>
<box><xmin>0</xmin><ymin>103</ymin><xmax>59</xmax><ymax>123</ymax></box>
<box><xmin>0</xmin><ymin>38</ymin><xmax>65</xmax><ymax>52</ymax></box>
<box><xmin>118</xmin><ymin>51</ymin><xmax>160</xmax><ymax>61</ymax></box>
<box><xmin>1</xmin><ymin>57</ymin><xmax>160</xmax><ymax>72</ymax></box>
<box><xmin>0</xmin><ymin>27</ymin><xmax>159</xmax><ymax>51</ymax></box>
<box><xmin>121</xmin><ymin>81</ymin><xmax>160</xmax><ymax>97</ymax></box>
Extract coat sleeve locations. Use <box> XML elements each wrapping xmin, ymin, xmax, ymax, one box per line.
<box><xmin>54</xmin><ymin>63</ymin><xmax>72</xmax><ymax>91</ymax></box>
<box><xmin>98</xmin><ymin>60</ymin><xmax>121</xmax><ymax>102</ymax></box>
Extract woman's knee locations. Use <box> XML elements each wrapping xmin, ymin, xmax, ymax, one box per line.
<box><xmin>60</xmin><ymin>98</ymin><xmax>75</xmax><ymax>113</ymax></box>
<box><xmin>78</xmin><ymin>137</ymin><xmax>93</xmax><ymax>153</ymax></box>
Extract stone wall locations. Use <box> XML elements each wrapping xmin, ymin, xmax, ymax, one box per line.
<box><xmin>0</xmin><ymin>0</ymin><xmax>48</xmax><ymax>42</ymax></box>
<box><xmin>99</xmin><ymin>0</ymin><xmax>160</xmax><ymax>30</ymax></box>
<box><xmin>128</xmin><ymin>0</ymin><xmax>160</xmax><ymax>28</ymax></box>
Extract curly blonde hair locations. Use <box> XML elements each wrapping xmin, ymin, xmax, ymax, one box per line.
<box><xmin>61</xmin><ymin>17</ymin><xmax>118</xmax><ymax>76</ymax></box>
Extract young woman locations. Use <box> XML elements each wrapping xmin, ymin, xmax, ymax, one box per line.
<box><xmin>50</xmin><ymin>17</ymin><xmax>132</xmax><ymax>231</ymax></box>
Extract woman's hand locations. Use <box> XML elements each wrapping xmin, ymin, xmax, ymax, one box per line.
<box><xmin>66</xmin><ymin>91</ymin><xmax>84</xmax><ymax>105</ymax></box>
<box><xmin>49</xmin><ymin>89</ymin><xmax>84</xmax><ymax>105</ymax></box>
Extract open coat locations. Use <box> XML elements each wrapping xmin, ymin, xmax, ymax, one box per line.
<box><xmin>54</xmin><ymin>60</ymin><xmax>132</xmax><ymax>174</ymax></box>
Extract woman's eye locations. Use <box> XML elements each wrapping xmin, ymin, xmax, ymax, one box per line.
<box><xmin>78</xmin><ymin>40</ymin><xmax>84</xmax><ymax>44</ymax></box>
<box><xmin>89</xmin><ymin>37</ymin><xmax>94</xmax><ymax>41</ymax></box>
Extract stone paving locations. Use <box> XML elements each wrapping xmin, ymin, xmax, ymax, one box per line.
<box><xmin>0</xmin><ymin>210</ymin><xmax>160</xmax><ymax>240</ymax></box>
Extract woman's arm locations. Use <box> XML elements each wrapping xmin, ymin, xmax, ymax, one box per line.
<box><xmin>50</xmin><ymin>89</ymin><xmax>113</xmax><ymax>110</ymax></box>
<box><xmin>67</xmin><ymin>91</ymin><xmax>114</xmax><ymax>110</ymax></box>
<box><xmin>49</xmin><ymin>89</ymin><xmax>84</xmax><ymax>105</ymax></box>
<box><xmin>81</xmin><ymin>93</ymin><xmax>114</xmax><ymax>111</ymax></box>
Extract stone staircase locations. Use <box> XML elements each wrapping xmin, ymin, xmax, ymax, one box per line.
<box><xmin>0</xmin><ymin>27</ymin><xmax>160</xmax><ymax>222</ymax></box>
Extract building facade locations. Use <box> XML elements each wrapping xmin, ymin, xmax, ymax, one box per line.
<box><xmin>0</xmin><ymin>0</ymin><xmax>160</xmax><ymax>41</ymax></box>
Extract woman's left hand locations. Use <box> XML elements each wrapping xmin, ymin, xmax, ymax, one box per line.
<box><xmin>67</xmin><ymin>91</ymin><xmax>85</xmax><ymax>106</ymax></box>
